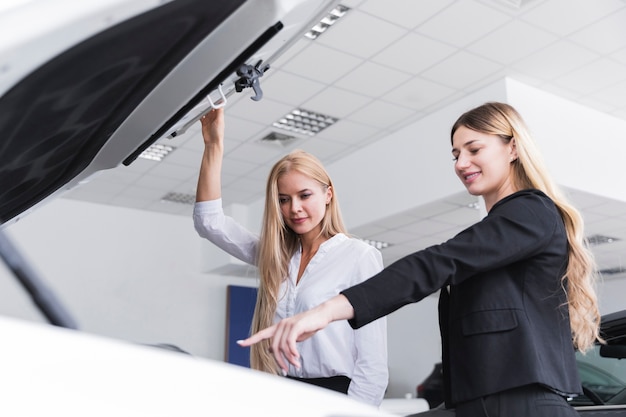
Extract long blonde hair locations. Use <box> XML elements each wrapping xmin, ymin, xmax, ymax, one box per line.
<box><xmin>250</xmin><ymin>150</ymin><xmax>348</xmax><ymax>373</ymax></box>
<box><xmin>451</xmin><ymin>102</ymin><xmax>602</xmax><ymax>352</ymax></box>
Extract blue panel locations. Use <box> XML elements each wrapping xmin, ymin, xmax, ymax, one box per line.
<box><xmin>225</xmin><ymin>285</ymin><xmax>258</xmax><ymax>367</ymax></box>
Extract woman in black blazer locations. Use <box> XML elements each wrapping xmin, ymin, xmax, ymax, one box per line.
<box><xmin>240</xmin><ymin>102</ymin><xmax>602</xmax><ymax>417</ymax></box>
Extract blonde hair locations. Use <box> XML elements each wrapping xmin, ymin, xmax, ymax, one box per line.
<box><xmin>250</xmin><ymin>150</ymin><xmax>347</xmax><ymax>373</ymax></box>
<box><xmin>451</xmin><ymin>102</ymin><xmax>602</xmax><ymax>352</ymax></box>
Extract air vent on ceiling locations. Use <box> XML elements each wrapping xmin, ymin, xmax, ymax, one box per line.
<box><xmin>161</xmin><ymin>192</ymin><xmax>195</xmax><ymax>205</ymax></box>
<box><xmin>587</xmin><ymin>234</ymin><xmax>619</xmax><ymax>246</ymax></box>
<box><xmin>599</xmin><ymin>266</ymin><xmax>626</xmax><ymax>276</ymax></box>
<box><xmin>259</xmin><ymin>131</ymin><xmax>299</xmax><ymax>146</ymax></box>
<box><xmin>273</xmin><ymin>108</ymin><xmax>337</xmax><ymax>136</ymax></box>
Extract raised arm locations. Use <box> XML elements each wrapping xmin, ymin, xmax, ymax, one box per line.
<box><xmin>196</xmin><ymin>108</ymin><xmax>225</xmax><ymax>202</ymax></box>
<box><xmin>238</xmin><ymin>294</ymin><xmax>355</xmax><ymax>372</ymax></box>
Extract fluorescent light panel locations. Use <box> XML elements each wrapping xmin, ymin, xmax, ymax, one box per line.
<box><xmin>139</xmin><ymin>143</ymin><xmax>174</xmax><ymax>161</ymax></box>
<box><xmin>304</xmin><ymin>4</ymin><xmax>349</xmax><ymax>40</ymax></box>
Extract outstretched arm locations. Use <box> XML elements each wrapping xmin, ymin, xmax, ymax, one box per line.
<box><xmin>238</xmin><ymin>294</ymin><xmax>355</xmax><ymax>372</ymax></box>
<box><xmin>196</xmin><ymin>108</ymin><xmax>225</xmax><ymax>202</ymax></box>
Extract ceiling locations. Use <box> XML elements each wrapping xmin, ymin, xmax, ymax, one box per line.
<box><xmin>62</xmin><ymin>0</ymin><xmax>626</xmax><ymax>279</ymax></box>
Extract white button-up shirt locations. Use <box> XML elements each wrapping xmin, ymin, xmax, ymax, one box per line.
<box><xmin>194</xmin><ymin>199</ymin><xmax>388</xmax><ymax>406</ymax></box>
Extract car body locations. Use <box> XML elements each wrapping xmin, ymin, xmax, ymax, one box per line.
<box><xmin>573</xmin><ymin>309</ymin><xmax>626</xmax><ymax>416</ymax></box>
<box><xmin>0</xmin><ymin>314</ymin><xmax>396</xmax><ymax>417</ymax></box>
<box><xmin>416</xmin><ymin>310</ymin><xmax>626</xmax><ymax>416</ymax></box>
<box><xmin>416</xmin><ymin>362</ymin><xmax>443</xmax><ymax>409</ymax></box>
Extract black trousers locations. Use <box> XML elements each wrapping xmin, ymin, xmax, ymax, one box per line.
<box><xmin>410</xmin><ymin>384</ymin><xmax>580</xmax><ymax>417</ymax></box>
<box><xmin>286</xmin><ymin>375</ymin><xmax>351</xmax><ymax>394</ymax></box>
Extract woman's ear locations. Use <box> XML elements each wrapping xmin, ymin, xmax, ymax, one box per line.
<box><xmin>510</xmin><ymin>138</ymin><xmax>518</xmax><ymax>162</ymax></box>
<box><xmin>326</xmin><ymin>186</ymin><xmax>333</xmax><ymax>205</ymax></box>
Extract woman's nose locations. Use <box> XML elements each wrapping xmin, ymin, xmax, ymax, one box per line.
<box><xmin>290</xmin><ymin>199</ymin><xmax>301</xmax><ymax>212</ymax></box>
<box><xmin>455</xmin><ymin>154</ymin><xmax>470</xmax><ymax>169</ymax></box>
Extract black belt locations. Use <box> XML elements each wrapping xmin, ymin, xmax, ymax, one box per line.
<box><xmin>286</xmin><ymin>375</ymin><xmax>351</xmax><ymax>394</ymax></box>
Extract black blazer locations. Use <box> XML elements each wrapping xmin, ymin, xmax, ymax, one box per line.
<box><xmin>342</xmin><ymin>189</ymin><xmax>581</xmax><ymax>406</ymax></box>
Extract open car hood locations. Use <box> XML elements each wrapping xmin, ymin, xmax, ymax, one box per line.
<box><xmin>0</xmin><ymin>0</ymin><xmax>338</xmax><ymax>227</ymax></box>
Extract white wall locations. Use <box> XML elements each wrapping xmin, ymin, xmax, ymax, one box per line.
<box><xmin>0</xmin><ymin>198</ymin><xmax>257</xmax><ymax>359</ymax></box>
<box><xmin>507</xmin><ymin>78</ymin><xmax>626</xmax><ymax>203</ymax></box>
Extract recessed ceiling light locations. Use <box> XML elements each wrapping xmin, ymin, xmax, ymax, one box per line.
<box><xmin>139</xmin><ymin>143</ymin><xmax>174</xmax><ymax>161</ymax></box>
<box><xmin>273</xmin><ymin>108</ymin><xmax>337</xmax><ymax>136</ymax></box>
<box><xmin>304</xmin><ymin>4</ymin><xmax>349</xmax><ymax>40</ymax></box>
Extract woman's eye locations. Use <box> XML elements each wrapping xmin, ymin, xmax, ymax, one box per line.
<box><xmin>279</xmin><ymin>197</ymin><xmax>288</xmax><ymax>204</ymax></box>
<box><xmin>300</xmin><ymin>193</ymin><xmax>312</xmax><ymax>199</ymax></box>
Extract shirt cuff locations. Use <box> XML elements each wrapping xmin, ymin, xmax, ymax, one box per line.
<box><xmin>193</xmin><ymin>198</ymin><xmax>223</xmax><ymax>215</ymax></box>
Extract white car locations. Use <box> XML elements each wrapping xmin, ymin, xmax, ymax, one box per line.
<box><xmin>0</xmin><ymin>1</ymin><xmax>400</xmax><ymax>416</ymax></box>
<box><xmin>0</xmin><ymin>0</ymin><xmax>336</xmax><ymax>227</ymax></box>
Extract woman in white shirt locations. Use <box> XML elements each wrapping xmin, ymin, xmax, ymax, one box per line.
<box><xmin>193</xmin><ymin>108</ymin><xmax>388</xmax><ymax>406</ymax></box>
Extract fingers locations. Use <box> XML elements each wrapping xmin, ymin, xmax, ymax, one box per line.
<box><xmin>271</xmin><ymin>321</ymin><xmax>300</xmax><ymax>372</ymax></box>
<box><xmin>236</xmin><ymin>325</ymin><xmax>276</xmax><ymax>347</ymax></box>
<box><xmin>237</xmin><ymin>322</ymin><xmax>302</xmax><ymax>373</ymax></box>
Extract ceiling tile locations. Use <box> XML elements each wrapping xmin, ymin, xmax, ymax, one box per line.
<box><xmin>334</xmin><ymin>61</ymin><xmax>413</xmax><ymax>98</ymax></box>
<box><xmin>554</xmin><ymin>58</ymin><xmax>626</xmax><ymax>95</ymax></box>
<box><xmin>346</xmin><ymin>99</ymin><xmax>417</xmax><ymax>128</ymax></box>
<box><xmin>371</xmin><ymin>32</ymin><xmax>457</xmax><ymax>74</ymax></box>
<box><xmin>468</xmin><ymin>20</ymin><xmax>557</xmax><ymax>65</ymax></box>
<box><xmin>400</xmin><ymin>218</ymin><xmax>462</xmax><ymax>236</ymax></box>
<box><xmin>520</xmin><ymin>0</ymin><xmax>624</xmax><ymax>36</ymax></box>
<box><xmin>148</xmin><ymin>162</ymin><xmax>197</xmax><ymax>181</ymax></box>
<box><xmin>297</xmin><ymin>136</ymin><xmax>354</xmax><ymax>161</ymax></box>
<box><xmin>510</xmin><ymin>40</ymin><xmax>598</xmax><ymax>81</ymax></box>
<box><xmin>279</xmin><ymin>42</ymin><xmax>363</xmax><ymax>84</ymax></box>
<box><xmin>568</xmin><ymin>8</ymin><xmax>626</xmax><ymax>54</ymax></box>
<box><xmin>315</xmin><ymin>119</ymin><xmax>380</xmax><ymax>146</ymax></box>
<box><xmin>430</xmin><ymin>206</ymin><xmax>482</xmax><ymax>226</ymax></box>
<box><xmin>416</xmin><ymin>0</ymin><xmax>511</xmax><ymax>48</ymax></box>
<box><xmin>302</xmin><ymin>86</ymin><xmax>373</xmax><ymax>119</ymax></box>
<box><xmin>358</xmin><ymin>0</ymin><xmax>455</xmax><ymax>29</ymax></box>
<box><xmin>315</xmin><ymin>9</ymin><xmax>407</xmax><ymax>59</ymax></box>
<box><xmin>220</xmin><ymin>114</ymin><xmax>267</xmax><ymax>143</ymax></box>
<box><xmin>261</xmin><ymin>69</ymin><xmax>327</xmax><ymax>106</ymax></box>
<box><xmin>381</xmin><ymin>76</ymin><xmax>457</xmax><ymax>111</ymax></box>
<box><xmin>421</xmin><ymin>51</ymin><xmax>503</xmax><ymax>89</ymax></box>
<box><xmin>162</xmin><ymin>148</ymin><xmax>201</xmax><ymax>171</ymax></box>
<box><xmin>591</xmin><ymin>79</ymin><xmax>626</xmax><ymax>108</ymax></box>
<box><xmin>228</xmin><ymin>141</ymin><xmax>291</xmax><ymax>165</ymax></box>
<box><xmin>227</xmin><ymin>97</ymin><xmax>294</xmax><ymax>126</ymax></box>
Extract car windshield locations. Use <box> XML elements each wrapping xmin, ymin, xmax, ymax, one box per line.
<box><xmin>572</xmin><ymin>344</ymin><xmax>626</xmax><ymax>406</ymax></box>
